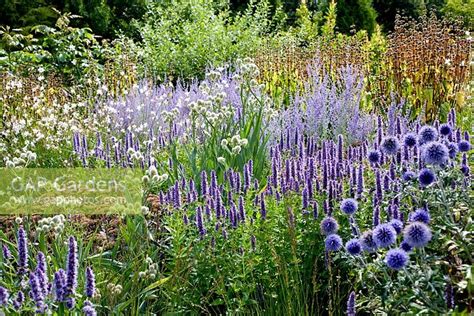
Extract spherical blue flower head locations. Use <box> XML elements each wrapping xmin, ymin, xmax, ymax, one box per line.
<box><xmin>418</xmin><ymin>168</ymin><xmax>436</xmax><ymax>186</ymax></box>
<box><xmin>361</xmin><ymin>230</ymin><xmax>378</xmax><ymax>253</ymax></box>
<box><xmin>381</xmin><ymin>136</ymin><xmax>400</xmax><ymax>155</ymax></box>
<box><xmin>439</xmin><ymin>124</ymin><xmax>452</xmax><ymax>136</ymax></box>
<box><xmin>402</xmin><ymin>171</ymin><xmax>416</xmax><ymax>182</ymax></box>
<box><xmin>400</xmin><ymin>240</ymin><xmax>413</xmax><ymax>252</ymax></box>
<box><xmin>368</xmin><ymin>150</ymin><xmax>381</xmax><ymax>164</ymax></box>
<box><xmin>373</xmin><ymin>223</ymin><xmax>397</xmax><ymax>248</ymax></box>
<box><xmin>340</xmin><ymin>198</ymin><xmax>358</xmax><ymax>215</ymax></box>
<box><xmin>320</xmin><ymin>217</ymin><xmax>339</xmax><ymax>235</ymax></box>
<box><xmin>403</xmin><ymin>133</ymin><xmax>417</xmax><ymax>147</ymax></box>
<box><xmin>325</xmin><ymin>234</ymin><xmax>343</xmax><ymax>251</ymax></box>
<box><xmin>403</xmin><ymin>222</ymin><xmax>432</xmax><ymax>248</ymax></box>
<box><xmin>458</xmin><ymin>140</ymin><xmax>471</xmax><ymax>152</ymax></box>
<box><xmin>385</xmin><ymin>249</ymin><xmax>409</xmax><ymax>270</ymax></box>
<box><xmin>460</xmin><ymin>164</ymin><xmax>470</xmax><ymax>176</ymax></box>
<box><xmin>447</xmin><ymin>142</ymin><xmax>458</xmax><ymax>159</ymax></box>
<box><xmin>418</xmin><ymin>126</ymin><xmax>438</xmax><ymax>145</ymax></box>
<box><xmin>409</xmin><ymin>208</ymin><xmax>430</xmax><ymax>224</ymax></box>
<box><xmin>422</xmin><ymin>142</ymin><xmax>449</xmax><ymax>165</ymax></box>
<box><xmin>389</xmin><ymin>219</ymin><xmax>404</xmax><ymax>234</ymax></box>
<box><xmin>345</xmin><ymin>239</ymin><xmax>362</xmax><ymax>255</ymax></box>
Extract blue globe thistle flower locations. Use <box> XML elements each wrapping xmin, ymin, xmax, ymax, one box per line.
<box><xmin>381</xmin><ymin>136</ymin><xmax>400</xmax><ymax>155</ymax></box>
<box><xmin>340</xmin><ymin>198</ymin><xmax>358</xmax><ymax>215</ymax></box>
<box><xmin>385</xmin><ymin>249</ymin><xmax>409</xmax><ymax>270</ymax></box>
<box><xmin>402</xmin><ymin>171</ymin><xmax>416</xmax><ymax>182</ymax></box>
<box><xmin>458</xmin><ymin>140</ymin><xmax>471</xmax><ymax>152</ymax></box>
<box><xmin>422</xmin><ymin>142</ymin><xmax>449</xmax><ymax>165</ymax></box>
<box><xmin>403</xmin><ymin>222</ymin><xmax>432</xmax><ymax>248</ymax></box>
<box><xmin>419</xmin><ymin>168</ymin><xmax>436</xmax><ymax>186</ymax></box>
<box><xmin>325</xmin><ymin>234</ymin><xmax>343</xmax><ymax>251</ymax></box>
<box><xmin>389</xmin><ymin>219</ymin><xmax>404</xmax><ymax>234</ymax></box>
<box><xmin>345</xmin><ymin>239</ymin><xmax>362</xmax><ymax>255</ymax></box>
<box><xmin>409</xmin><ymin>208</ymin><xmax>430</xmax><ymax>224</ymax></box>
<box><xmin>403</xmin><ymin>133</ymin><xmax>417</xmax><ymax>147</ymax></box>
<box><xmin>360</xmin><ymin>230</ymin><xmax>378</xmax><ymax>253</ymax></box>
<box><xmin>400</xmin><ymin>240</ymin><xmax>413</xmax><ymax>252</ymax></box>
<box><xmin>418</xmin><ymin>126</ymin><xmax>438</xmax><ymax>145</ymax></box>
<box><xmin>439</xmin><ymin>124</ymin><xmax>452</xmax><ymax>136</ymax></box>
<box><xmin>368</xmin><ymin>150</ymin><xmax>381</xmax><ymax>164</ymax></box>
<box><xmin>373</xmin><ymin>223</ymin><xmax>397</xmax><ymax>248</ymax></box>
<box><xmin>447</xmin><ymin>142</ymin><xmax>458</xmax><ymax>159</ymax></box>
<box><xmin>320</xmin><ymin>217</ymin><xmax>339</xmax><ymax>235</ymax></box>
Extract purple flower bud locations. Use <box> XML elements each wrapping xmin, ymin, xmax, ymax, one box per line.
<box><xmin>356</xmin><ymin>164</ymin><xmax>364</xmax><ymax>198</ymax></box>
<box><xmin>302</xmin><ymin>187</ymin><xmax>308</xmax><ymax>210</ymax></box>
<box><xmin>260</xmin><ymin>195</ymin><xmax>267</xmax><ymax>220</ymax></box>
<box><xmin>238</xmin><ymin>196</ymin><xmax>246</xmax><ymax>223</ymax></box>
<box><xmin>29</xmin><ymin>272</ymin><xmax>45</xmax><ymax>308</ymax></box>
<box><xmin>2</xmin><ymin>244</ymin><xmax>11</xmax><ymax>260</ymax></box>
<box><xmin>375</xmin><ymin>170</ymin><xmax>383</xmax><ymax>203</ymax></box>
<box><xmin>313</xmin><ymin>203</ymin><xmax>319</xmax><ymax>219</ymax></box>
<box><xmin>250</xmin><ymin>235</ymin><xmax>256</xmax><ymax>251</ymax></box>
<box><xmin>337</xmin><ymin>135</ymin><xmax>344</xmax><ymax>162</ymax></box>
<box><xmin>373</xmin><ymin>206</ymin><xmax>380</xmax><ymax>227</ymax></box>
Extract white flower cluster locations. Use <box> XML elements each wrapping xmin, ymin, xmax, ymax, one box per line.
<box><xmin>107</xmin><ymin>283</ymin><xmax>123</xmax><ymax>296</ymax></box>
<box><xmin>37</xmin><ymin>215</ymin><xmax>66</xmax><ymax>234</ymax></box>
<box><xmin>138</xmin><ymin>257</ymin><xmax>159</xmax><ymax>279</ymax></box>
<box><xmin>1</xmin><ymin>71</ymin><xmax>106</xmax><ymax>167</ymax></box>
<box><xmin>143</xmin><ymin>165</ymin><xmax>169</xmax><ymax>184</ymax></box>
<box><xmin>221</xmin><ymin>135</ymin><xmax>248</xmax><ymax>155</ymax></box>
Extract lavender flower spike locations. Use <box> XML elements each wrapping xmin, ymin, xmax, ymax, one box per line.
<box><xmin>85</xmin><ymin>266</ymin><xmax>96</xmax><ymax>298</ymax></box>
<box><xmin>66</xmin><ymin>236</ymin><xmax>78</xmax><ymax>297</ymax></box>
<box><xmin>54</xmin><ymin>269</ymin><xmax>67</xmax><ymax>302</ymax></box>
<box><xmin>347</xmin><ymin>291</ymin><xmax>356</xmax><ymax>316</ymax></box>
<box><xmin>17</xmin><ymin>226</ymin><xmax>28</xmax><ymax>275</ymax></box>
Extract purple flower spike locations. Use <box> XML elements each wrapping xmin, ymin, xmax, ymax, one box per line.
<box><xmin>0</xmin><ymin>286</ymin><xmax>8</xmax><ymax>306</ymax></box>
<box><xmin>2</xmin><ymin>244</ymin><xmax>11</xmax><ymax>260</ymax></box>
<box><xmin>85</xmin><ymin>267</ymin><xmax>96</xmax><ymax>298</ymax></box>
<box><xmin>54</xmin><ymin>269</ymin><xmax>67</xmax><ymax>302</ymax></box>
<box><xmin>347</xmin><ymin>291</ymin><xmax>356</xmax><ymax>316</ymax></box>
<box><xmin>17</xmin><ymin>226</ymin><xmax>28</xmax><ymax>275</ymax></box>
<box><xmin>13</xmin><ymin>291</ymin><xmax>24</xmax><ymax>310</ymax></box>
<box><xmin>66</xmin><ymin>236</ymin><xmax>78</xmax><ymax>297</ymax></box>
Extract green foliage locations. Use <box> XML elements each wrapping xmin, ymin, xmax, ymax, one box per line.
<box><xmin>137</xmin><ymin>0</ymin><xmax>276</xmax><ymax>82</ymax></box>
<box><xmin>325</xmin><ymin>0</ymin><xmax>377</xmax><ymax>35</ymax></box>
<box><xmin>443</xmin><ymin>0</ymin><xmax>474</xmax><ymax>29</ymax></box>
